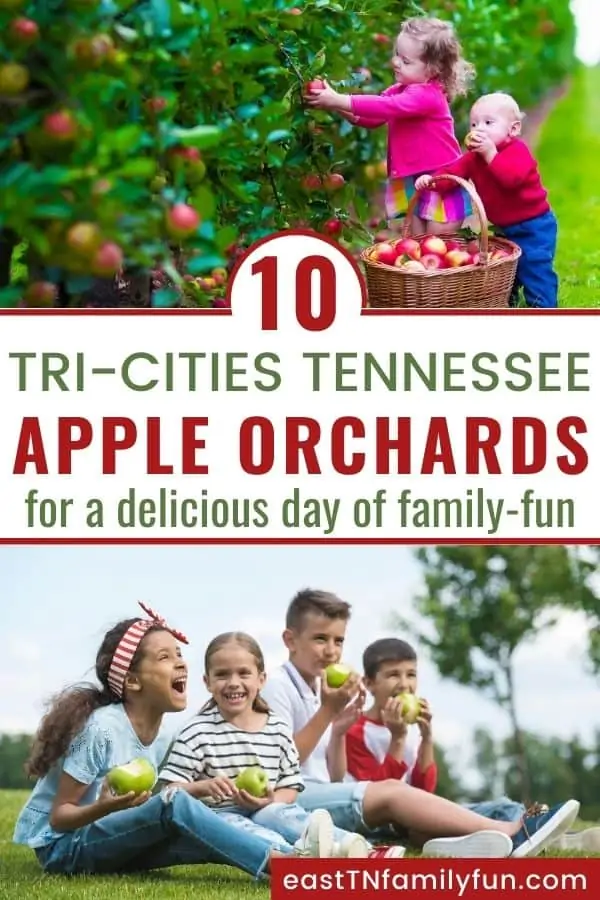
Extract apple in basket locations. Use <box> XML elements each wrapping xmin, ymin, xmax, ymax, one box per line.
<box><xmin>420</xmin><ymin>235</ymin><xmax>447</xmax><ymax>257</ymax></box>
<box><xmin>444</xmin><ymin>239</ymin><xmax>461</xmax><ymax>252</ymax></box>
<box><xmin>393</xmin><ymin>238</ymin><xmax>421</xmax><ymax>260</ymax></box>
<box><xmin>395</xmin><ymin>257</ymin><xmax>426</xmax><ymax>273</ymax></box>
<box><xmin>372</xmin><ymin>242</ymin><xmax>398</xmax><ymax>266</ymax></box>
<box><xmin>421</xmin><ymin>253</ymin><xmax>446</xmax><ymax>271</ymax></box>
<box><xmin>444</xmin><ymin>249</ymin><xmax>472</xmax><ymax>267</ymax></box>
<box><xmin>491</xmin><ymin>248</ymin><xmax>511</xmax><ymax>260</ymax></box>
<box><xmin>466</xmin><ymin>239</ymin><xmax>480</xmax><ymax>255</ymax></box>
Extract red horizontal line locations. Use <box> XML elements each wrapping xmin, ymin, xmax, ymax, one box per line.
<box><xmin>0</xmin><ymin>538</ymin><xmax>597</xmax><ymax>545</ymax></box>
<box><xmin>0</xmin><ymin>309</ymin><xmax>598</xmax><ymax>317</ymax></box>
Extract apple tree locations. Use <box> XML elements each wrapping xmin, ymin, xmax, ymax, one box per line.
<box><xmin>0</xmin><ymin>0</ymin><xmax>576</xmax><ymax>308</ymax></box>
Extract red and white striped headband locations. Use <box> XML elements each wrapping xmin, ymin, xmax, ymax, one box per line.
<box><xmin>107</xmin><ymin>601</ymin><xmax>189</xmax><ymax>698</ymax></box>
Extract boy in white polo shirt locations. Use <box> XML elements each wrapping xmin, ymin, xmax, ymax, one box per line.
<box><xmin>261</xmin><ymin>588</ymin><xmax>580</xmax><ymax>858</ymax></box>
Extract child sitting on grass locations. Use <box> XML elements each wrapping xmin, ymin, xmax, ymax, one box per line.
<box><xmin>346</xmin><ymin>637</ymin><xmax>599</xmax><ymax>852</ymax></box>
<box><xmin>158</xmin><ymin>631</ymin><xmax>404</xmax><ymax>860</ymax></box>
<box><xmin>415</xmin><ymin>92</ymin><xmax>558</xmax><ymax>308</ymax></box>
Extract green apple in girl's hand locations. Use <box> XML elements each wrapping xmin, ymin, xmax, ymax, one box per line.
<box><xmin>395</xmin><ymin>693</ymin><xmax>422</xmax><ymax>725</ymax></box>
<box><xmin>107</xmin><ymin>757</ymin><xmax>157</xmax><ymax>795</ymax></box>
<box><xmin>235</xmin><ymin>766</ymin><xmax>269</xmax><ymax>797</ymax></box>
<box><xmin>324</xmin><ymin>663</ymin><xmax>352</xmax><ymax>688</ymax></box>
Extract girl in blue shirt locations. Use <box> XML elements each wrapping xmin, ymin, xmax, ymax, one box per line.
<box><xmin>13</xmin><ymin>603</ymin><xmax>318</xmax><ymax>877</ymax></box>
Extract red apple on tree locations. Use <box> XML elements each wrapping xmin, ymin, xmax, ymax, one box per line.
<box><xmin>325</xmin><ymin>173</ymin><xmax>345</xmax><ymax>191</ymax></box>
<box><xmin>166</xmin><ymin>203</ymin><xmax>201</xmax><ymax>238</ymax></box>
<box><xmin>302</xmin><ymin>173</ymin><xmax>322</xmax><ymax>191</ymax></box>
<box><xmin>304</xmin><ymin>79</ymin><xmax>325</xmax><ymax>93</ymax></box>
<box><xmin>92</xmin><ymin>242</ymin><xmax>123</xmax><ymax>276</ymax></box>
<box><xmin>43</xmin><ymin>109</ymin><xmax>78</xmax><ymax>142</ymax></box>
<box><xmin>23</xmin><ymin>281</ymin><xmax>58</xmax><ymax>307</ymax></box>
<box><xmin>323</xmin><ymin>217</ymin><xmax>342</xmax><ymax>236</ymax></box>
<box><xmin>9</xmin><ymin>17</ymin><xmax>39</xmax><ymax>44</ymax></box>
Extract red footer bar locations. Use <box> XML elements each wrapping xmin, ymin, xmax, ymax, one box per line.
<box><xmin>271</xmin><ymin>858</ymin><xmax>599</xmax><ymax>899</ymax></box>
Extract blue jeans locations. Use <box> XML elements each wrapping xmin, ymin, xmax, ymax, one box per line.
<box><xmin>499</xmin><ymin>211</ymin><xmax>558</xmax><ymax>308</ymax></box>
<box><xmin>464</xmin><ymin>797</ymin><xmax>525</xmax><ymax>821</ymax></box>
<box><xmin>297</xmin><ymin>781</ymin><xmax>369</xmax><ymax>833</ymax></box>
<box><xmin>34</xmin><ymin>787</ymin><xmax>293</xmax><ymax>877</ymax></box>
<box><xmin>218</xmin><ymin>801</ymin><xmax>362</xmax><ymax>847</ymax></box>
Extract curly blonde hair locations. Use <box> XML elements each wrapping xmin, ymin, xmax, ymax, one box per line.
<box><xmin>399</xmin><ymin>17</ymin><xmax>475</xmax><ymax>101</ymax></box>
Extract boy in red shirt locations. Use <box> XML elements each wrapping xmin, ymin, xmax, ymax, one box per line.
<box><xmin>415</xmin><ymin>92</ymin><xmax>558</xmax><ymax>308</ymax></box>
<box><xmin>346</xmin><ymin>637</ymin><xmax>600</xmax><ymax>852</ymax></box>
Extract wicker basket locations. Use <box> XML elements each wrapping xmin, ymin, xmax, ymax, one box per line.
<box><xmin>361</xmin><ymin>174</ymin><xmax>521</xmax><ymax>309</ymax></box>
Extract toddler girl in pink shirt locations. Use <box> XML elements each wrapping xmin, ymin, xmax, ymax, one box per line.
<box><xmin>306</xmin><ymin>17</ymin><xmax>474</xmax><ymax>236</ymax></box>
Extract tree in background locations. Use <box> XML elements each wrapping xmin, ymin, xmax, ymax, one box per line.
<box><xmin>468</xmin><ymin>728</ymin><xmax>600</xmax><ymax>822</ymax></box>
<box><xmin>393</xmin><ymin>545</ymin><xmax>599</xmax><ymax>803</ymax></box>
<box><xmin>0</xmin><ymin>734</ymin><xmax>31</xmax><ymax>789</ymax></box>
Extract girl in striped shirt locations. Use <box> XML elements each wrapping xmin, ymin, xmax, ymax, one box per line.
<box><xmin>159</xmin><ymin>632</ymin><xmax>404</xmax><ymax>860</ymax></box>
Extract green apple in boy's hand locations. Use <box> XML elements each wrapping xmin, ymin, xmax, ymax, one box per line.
<box><xmin>324</xmin><ymin>663</ymin><xmax>353</xmax><ymax>688</ymax></box>
<box><xmin>107</xmin><ymin>757</ymin><xmax>157</xmax><ymax>795</ymax></box>
<box><xmin>235</xmin><ymin>766</ymin><xmax>269</xmax><ymax>798</ymax></box>
<box><xmin>395</xmin><ymin>692</ymin><xmax>422</xmax><ymax>725</ymax></box>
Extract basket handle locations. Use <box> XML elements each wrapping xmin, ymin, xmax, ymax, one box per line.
<box><xmin>402</xmin><ymin>173</ymin><xmax>489</xmax><ymax>260</ymax></box>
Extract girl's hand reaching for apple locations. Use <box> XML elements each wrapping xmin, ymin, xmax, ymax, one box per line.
<box><xmin>304</xmin><ymin>81</ymin><xmax>350</xmax><ymax>113</ymax></box>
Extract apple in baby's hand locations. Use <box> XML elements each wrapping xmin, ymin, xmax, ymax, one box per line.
<box><xmin>372</xmin><ymin>242</ymin><xmax>398</xmax><ymax>266</ymax></box>
<box><xmin>235</xmin><ymin>766</ymin><xmax>269</xmax><ymax>797</ymax></box>
<box><xmin>394</xmin><ymin>238</ymin><xmax>421</xmax><ymax>261</ymax></box>
<box><xmin>107</xmin><ymin>758</ymin><xmax>157</xmax><ymax>795</ymax></box>
<box><xmin>420</xmin><ymin>236</ymin><xmax>447</xmax><ymax>257</ymax></box>
<box><xmin>324</xmin><ymin>663</ymin><xmax>353</xmax><ymax>688</ymax></box>
<box><xmin>395</xmin><ymin>693</ymin><xmax>423</xmax><ymax>725</ymax></box>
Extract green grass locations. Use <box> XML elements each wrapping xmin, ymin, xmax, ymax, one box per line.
<box><xmin>1</xmin><ymin>790</ymin><xmax>598</xmax><ymax>898</ymax></box>
<box><xmin>0</xmin><ymin>790</ymin><xmax>267</xmax><ymax>899</ymax></box>
<box><xmin>537</xmin><ymin>65</ymin><xmax>600</xmax><ymax>306</ymax></box>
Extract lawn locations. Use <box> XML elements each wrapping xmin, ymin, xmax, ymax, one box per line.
<box><xmin>1</xmin><ymin>790</ymin><xmax>599</xmax><ymax>899</ymax></box>
<box><xmin>537</xmin><ymin>65</ymin><xmax>600</xmax><ymax>307</ymax></box>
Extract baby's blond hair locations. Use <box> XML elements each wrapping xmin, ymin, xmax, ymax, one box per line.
<box><xmin>473</xmin><ymin>92</ymin><xmax>526</xmax><ymax>122</ymax></box>
<box><xmin>400</xmin><ymin>17</ymin><xmax>475</xmax><ymax>100</ymax></box>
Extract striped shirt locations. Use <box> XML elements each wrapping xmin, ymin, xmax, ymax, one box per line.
<box><xmin>159</xmin><ymin>705</ymin><xmax>304</xmax><ymax>807</ymax></box>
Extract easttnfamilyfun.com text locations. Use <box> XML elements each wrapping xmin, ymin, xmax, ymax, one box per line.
<box><xmin>281</xmin><ymin>868</ymin><xmax>587</xmax><ymax>896</ymax></box>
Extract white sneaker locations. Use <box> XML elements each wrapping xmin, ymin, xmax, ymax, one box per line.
<box><xmin>550</xmin><ymin>826</ymin><xmax>600</xmax><ymax>853</ymax></box>
<box><xmin>295</xmin><ymin>809</ymin><xmax>335</xmax><ymax>858</ymax></box>
<box><xmin>423</xmin><ymin>831</ymin><xmax>512</xmax><ymax>858</ymax></box>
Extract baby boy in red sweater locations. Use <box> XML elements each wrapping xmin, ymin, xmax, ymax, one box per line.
<box><xmin>416</xmin><ymin>92</ymin><xmax>558</xmax><ymax>308</ymax></box>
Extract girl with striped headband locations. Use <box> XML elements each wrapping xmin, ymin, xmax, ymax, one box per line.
<box><xmin>13</xmin><ymin>603</ymin><xmax>331</xmax><ymax>877</ymax></box>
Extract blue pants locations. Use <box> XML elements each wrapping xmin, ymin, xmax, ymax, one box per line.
<box><xmin>33</xmin><ymin>787</ymin><xmax>293</xmax><ymax>877</ymax></box>
<box><xmin>464</xmin><ymin>797</ymin><xmax>525</xmax><ymax>821</ymax></box>
<box><xmin>218</xmin><ymin>801</ymin><xmax>362</xmax><ymax>847</ymax></box>
<box><xmin>499</xmin><ymin>210</ymin><xmax>558</xmax><ymax>308</ymax></box>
